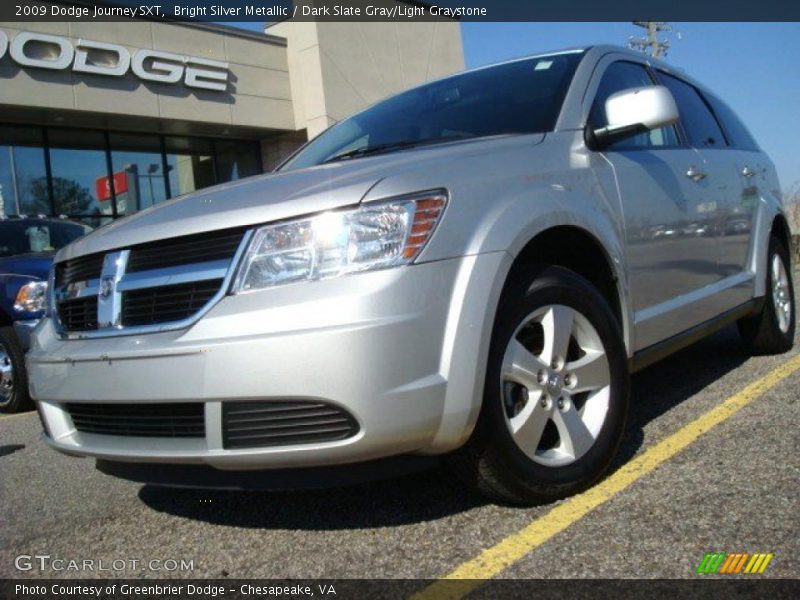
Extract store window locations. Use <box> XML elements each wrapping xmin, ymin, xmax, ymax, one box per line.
<box><xmin>215</xmin><ymin>139</ymin><xmax>261</xmax><ymax>182</ymax></box>
<box><xmin>1</xmin><ymin>124</ymin><xmax>263</xmax><ymax>222</ymax></box>
<box><xmin>165</xmin><ymin>137</ymin><xmax>216</xmax><ymax>197</ymax></box>
<box><xmin>48</xmin><ymin>129</ymin><xmax>113</xmax><ymax>228</ymax></box>
<box><xmin>110</xmin><ymin>133</ymin><xmax>169</xmax><ymax>215</ymax></box>
<box><xmin>0</xmin><ymin>126</ymin><xmax>49</xmax><ymax>217</ymax></box>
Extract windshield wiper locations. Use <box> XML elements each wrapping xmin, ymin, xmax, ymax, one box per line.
<box><xmin>323</xmin><ymin>136</ymin><xmax>470</xmax><ymax>164</ymax></box>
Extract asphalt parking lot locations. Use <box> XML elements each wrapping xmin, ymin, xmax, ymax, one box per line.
<box><xmin>1</xmin><ymin>279</ymin><xmax>798</xmax><ymax>583</ymax></box>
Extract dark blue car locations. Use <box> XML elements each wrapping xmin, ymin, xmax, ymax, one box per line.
<box><xmin>0</xmin><ymin>216</ymin><xmax>90</xmax><ymax>412</ymax></box>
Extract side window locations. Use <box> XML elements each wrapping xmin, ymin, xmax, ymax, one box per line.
<box><xmin>589</xmin><ymin>61</ymin><xmax>679</xmax><ymax>149</ymax></box>
<box><xmin>704</xmin><ymin>93</ymin><xmax>760</xmax><ymax>151</ymax></box>
<box><xmin>656</xmin><ymin>72</ymin><xmax>726</xmax><ymax>149</ymax></box>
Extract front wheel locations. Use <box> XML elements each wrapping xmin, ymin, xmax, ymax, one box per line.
<box><xmin>0</xmin><ymin>326</ymin><xmax>32</xmax><ymax>413</ymax></box>
<box><xmin>452</xmin><ymin>266</ymin><xmax>629</xmax><ymax>505</ymax></box>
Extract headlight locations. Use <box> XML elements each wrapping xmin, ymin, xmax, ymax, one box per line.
<box><xmin>232</xmin><ymin>191</ymin><xmax>447</xmax><ymax>293</ymax></box>
<box><xmin>14</xmin><ymin>280</ymin><xmax>48</xmax><ymax>312</ymax></box>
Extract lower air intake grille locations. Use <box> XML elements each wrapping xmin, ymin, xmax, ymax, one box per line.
<box><xmin>66</xmin><ymin>403</ymin><xmax>205</xmax><ymax>438</ymax></box>
<box><xmin>222</xmin><ymin>400</ymin><xmax>359</xmax><ymax>449</ymax></box>
<box><xmin>121</xmin><ymin>279</ymin><xmax>223</xmax><ymax>327</ymax></box>
<box><xmin>57</xmin><ymin>297</ymin><xmax>98</xmax><ymax>331</ymax></box>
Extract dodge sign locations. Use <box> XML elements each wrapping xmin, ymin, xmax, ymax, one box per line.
<box><xmin>0</xmin><ymin>29</ymin><xmax>229</xmax><ymax>91</ymax></box>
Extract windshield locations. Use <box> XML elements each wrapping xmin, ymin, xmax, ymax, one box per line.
<box><xmin>0</xmin><ymin>220</ymin><xmax>91</xmax><ymax>258</ymax></box>
<box><xmin>281</xmin><ymin>52</ymin><xmax>583</xmax><ymax>171</ymax></box>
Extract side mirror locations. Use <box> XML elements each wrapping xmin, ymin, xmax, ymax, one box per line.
<box><xmin>589</xmin><ymin>85</ymin><xmax>679</xmax><ymax>149</ymax></box>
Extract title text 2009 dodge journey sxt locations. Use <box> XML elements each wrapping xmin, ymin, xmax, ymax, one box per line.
<box><xmin>29</xmin><ymin>46</ymin><xmax>795</xmax><ymax>504</ymax></box>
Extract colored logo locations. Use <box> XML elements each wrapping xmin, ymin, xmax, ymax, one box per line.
<box><xmin>696</xmin><ymin>552</ymin><xmax>774</xmax><ymax>574</ymax></box>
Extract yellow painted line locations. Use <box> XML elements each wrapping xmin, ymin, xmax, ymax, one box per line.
<box><xmin>0</xmin><ymin>410</ymin><xmax>36</xmax><ymax>421</ymax></box>
<box><xmin>415</xmin><ymin>353</ymin><xmax>800</xmax><ymax>600</ymax></box>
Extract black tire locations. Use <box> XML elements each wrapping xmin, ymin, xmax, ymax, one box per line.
<box><xmin>0</xmin><ymin>326</ymin><xmax>32</xmax><ymax>413</ymax></box>
<box><xmin>738</xmin><ymin>235</ymin><xmax>795</xmax><ymax>356</ymax></box>
<box><xmin>451</xmin><ymin>266</ymin><xmax>629</xmax><ymax>505</ymax></box>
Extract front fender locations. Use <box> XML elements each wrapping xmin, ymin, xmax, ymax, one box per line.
<box><xmin>469</xmin><ymin>180</ymin><xmax>632</xmax><ymax>356</ymax></box>
<box><xmin>362</xmin><ymin>135</ymin><xmax>626</xmax><ymax>285</ymax></box>
<box><xmin>359</xmin><ymin>138</ymin><xmax>633</xmax><ymax>450</ymax></box>
<box><xmin>367</xmin><ymin>161</ymin><xmax>630</xmax><ymax>356</ymax></box>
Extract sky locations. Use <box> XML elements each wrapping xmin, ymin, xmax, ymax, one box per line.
<box><xmin>229</xmin><ymin>21</ymin><xmax>800</xmax><ymax>191</ymax></box>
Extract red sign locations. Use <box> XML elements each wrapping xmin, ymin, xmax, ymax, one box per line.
<box><xmin>95</xmin><ymin>170</ymin><xmax>129</xmax><ymax>201</ymax></box>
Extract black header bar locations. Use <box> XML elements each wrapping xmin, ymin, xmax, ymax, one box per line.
<box><xmin>2</xmin><ymin>0</ymin><xmax>800</xmax><ymax>22</ymax></box>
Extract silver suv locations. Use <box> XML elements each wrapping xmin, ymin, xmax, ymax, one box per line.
<box><xmin>29</xmin><ymin>46</ymin><xmax>795</xmax><ymax>504</ymax></box>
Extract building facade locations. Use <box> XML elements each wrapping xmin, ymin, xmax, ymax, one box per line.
<box><xmin>0</xmin><ymin>5</ymin><xmax>463</xmax><ymax>227</ymax></box>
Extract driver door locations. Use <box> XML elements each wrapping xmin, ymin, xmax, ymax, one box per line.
<box><xmin>588</xmin><ymin>60</ymin><xmax>722</xmax><ymax>351</ymax></box>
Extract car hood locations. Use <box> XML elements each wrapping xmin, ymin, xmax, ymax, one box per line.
<box><xmin>0</xmin><ymin>253</ymin><xmax>54</xmax><ymax>281</ymax></box>
<box><xmin>58</xmin><ymin>134</ymin><xmax>544</xmax><ymax>261</ymax></box>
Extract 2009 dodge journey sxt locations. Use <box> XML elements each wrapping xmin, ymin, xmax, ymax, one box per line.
<box><xmin>29</xmin><ymin>45</ymin><xmax>795</xmax><ymax>504</ymax></box>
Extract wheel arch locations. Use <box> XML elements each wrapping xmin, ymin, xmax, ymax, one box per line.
<box><xmin>505</xmin><ymin>225</ymin><xmax>630</xmax><ymax>353</ymax></box>
<box><xmin>771</xmin><ymin>213</ymin><xmax>793</xmax><ymax>267</ymax></box>
<box><xmin>752</xmin><ymin>206</ymin><xmax>794</xmax><ymax>298</ymax></box>
<box><xmin>428</xmin><ymin>224</ymin><xmax>632</xmax><ymax>454</ymax></box>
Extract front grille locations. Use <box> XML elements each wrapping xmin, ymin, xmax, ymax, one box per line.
<box><xmin>126</xmin><ymin>227</ymin><xmax>247</xmax><ymax>273</ymax></box>
<box><xmin>54</xmin><ymin>227</ymin><xmax>248</xmax><ymax>334</ymax></box>
<box><xmin>122</xmin><ymin>279</ymin><xmax>223</xmax><ymax>327</ymax></box>
<box><xmin>57</xmin><ymin>296</ymin><xmax>98</xmax><ymax>331</ymax></box>
<box><xmin>66</xmin><ymin>403</ymin><xmax>205</xmax><ymax>438</ymax></box>
<box><xmin>56</xmin><ymin>254</ymin><xmax>104</xmax><ymax>286</ymax></box>
<box><xmin>222</xmin><ymin>401</ymin><xmax>360</xmax><ymax>449</ymax></box>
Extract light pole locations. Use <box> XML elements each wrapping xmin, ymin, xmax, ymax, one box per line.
<box><xmin>145</xmin><ymin>162</ymin><xmax>159</xmax><ymax>203</ymax></box>
<box><xmin>628</xmin><ymin>22</ymin><xmax>672</xmax><ymax>58</ymax></box>
<box><xmin>8</xmin><ymin>146</ymin><xmax>21</xmax><ymax>215</ymax></box>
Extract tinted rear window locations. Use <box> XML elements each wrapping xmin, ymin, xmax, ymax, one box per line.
<box><xmin>657</xmin><ymin>71</ymin><xmax>726</xmax><ymax>149</ymax></box>
<box><xmin>703</xmin><ymin>93</ymin><xmax>759</xmax><ymax>151</ymax></box>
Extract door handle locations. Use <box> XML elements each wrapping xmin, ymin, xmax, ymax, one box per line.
<box><xmin>741</xmin><ymin>165</ymin><xmax>757</xmax><ymax>178</ymax></box>
<box><xmin>685</xmin><ymin>166</ymin><xmax>707</xmax><ymax>182</ymax></box>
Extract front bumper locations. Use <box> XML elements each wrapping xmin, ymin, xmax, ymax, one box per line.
<box><xmin>13</xmin><ymin>318</ymin><xmax>40</xmax><ymax>351</ymax></box>
<box><xmin>29</xmin><ymin>252</ymin><xmax>508</xmax><ymax>471</ymax></box>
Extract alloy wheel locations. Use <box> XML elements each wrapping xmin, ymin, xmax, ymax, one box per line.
<box><xmin>0</xmin><ymin>342</ymin><xmax>14</xmax><ymax>407</ymax></box>
<box><xmin>500</xmin><ymin>304</ymin><xmax>611</xmax><ymax>467</ymax></box>
<box><xmin>771</xmin><ymin>253</ymin><xmax>792</xmax><ymax>334</ymax></box>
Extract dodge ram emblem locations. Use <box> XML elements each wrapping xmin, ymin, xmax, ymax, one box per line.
<box><xmin>99</xmin><ymin>276</ymin><xmax>115</xmax><ymax>299</ymax></box>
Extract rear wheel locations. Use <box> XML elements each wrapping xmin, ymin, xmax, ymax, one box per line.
<box><xmin>738</xmin><ymin>235</ymin><xmax>795</xmax><ymax>355</ymax></box>
<box><xmin>452</xmin><ymin>266</ymin><xmax>629</xmax><ymax>505</ymax></box>
<box><xmin>0</xmin><ymin>326</ymin><xmax>32</xmax><ymax>413</ymax></box>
